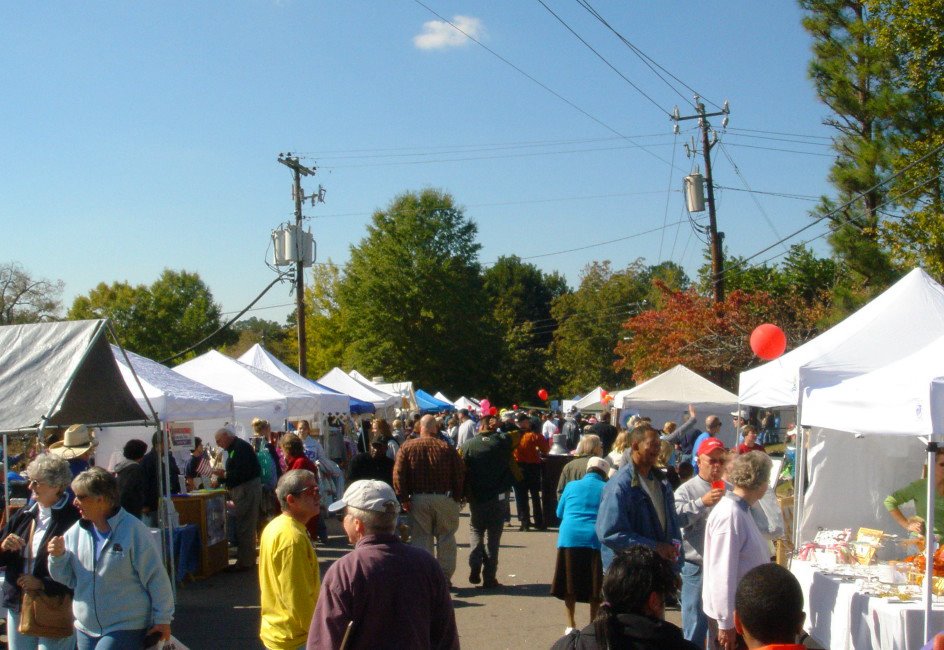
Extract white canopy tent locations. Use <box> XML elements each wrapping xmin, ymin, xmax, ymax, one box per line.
<box><xmin>616</xmin><ymin>364</ymin><xmax>740</xmax><ymax>448</ymax></box>
<box><xmin>318</xmin><ymin>368</ymin><xmax>399</xmax><ymax>416</ymax></box>
<box><xmin>175</xmin><ymin>350</ymin><xmax>321</xmax><ymax>438</ymax></box>
<box><xmin>434</xmin><ymin>391</ymin><xmax>453</xmax><ymax>404</ymax></box>
<box><xmin>349</xmin><ymin>370</ymin><xmax>415</xmax><ymax>411</ymax></box>
<box><xmin>572</xmin><ymin>387</ymin><xmax>608</xmax><ymax>412</ymax></box>
<box><xmin>453</xmin><ymin>396</ymin><xmax>480</xmax><ymax>412</ymax></box>
<box><xmin>98</xmin><ymin>346</ymin><xmax>235</xmax><ymax>472</ymax></box>
<box><xmin>785</xmin><ymin>272</ymin><xmax>944</xmax><ymax>645</ymax></box>
<box><xmin>237</xmin><ymin>344</ymin><xmax>350</xmax><ymax>414</ymax></box>
<box><xmin>739</xmin><ymin>268</ymin><xmax>944</xmax><ymax>409</ymax></box>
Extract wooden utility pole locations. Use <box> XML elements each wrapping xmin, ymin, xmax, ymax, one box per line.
<box><xmin>277</xmin><ymin>153</ymin><xmax>316</xmax><ymax>376</ymax></box>
<box><xmin>673</xmin><ymin>96</ymin><xmax>729</xmax><ymax>303</ymax></box>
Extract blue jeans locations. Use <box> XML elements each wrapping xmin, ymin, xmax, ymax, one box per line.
<box><xmin>681</xmin><ymin>561</ymin><xmax>708</xmax><ymax>646</ymax></box>
<box><xmin>76</xmin><ymin>629</ymin><xmax>147</xmax><ymax>650</ymax></box>
<box><xmin>7</xmin><ymin>609</ymin><xmax>76</xmax><ymax>650</ymax></box>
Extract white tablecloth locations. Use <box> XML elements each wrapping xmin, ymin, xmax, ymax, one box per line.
<box><xmin>792</xmin><ymin>560</ymin><xmax>944</xmax><ymax>650</ymax></box>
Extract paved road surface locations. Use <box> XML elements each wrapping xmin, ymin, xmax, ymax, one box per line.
<box><xmin>173</xmin><ymin>508</ymin><xmax>683</xmax><ymax>649</ymax></box>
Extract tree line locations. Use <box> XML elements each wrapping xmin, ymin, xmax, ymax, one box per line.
<box><xmin>3</xmin><ymin>1</ymin><xmax>942</xmax><ymax>400</ymax></box>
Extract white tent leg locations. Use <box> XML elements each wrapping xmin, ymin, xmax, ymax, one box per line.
<box><xmin>924</xmin><ymin>440</ymin><xmax>937</xmax><ymax>644</ymax></box>
<box><xmin>792</xmin><ymin>424</ymin><xmax>808</xmax><ymax>553</ymax></box>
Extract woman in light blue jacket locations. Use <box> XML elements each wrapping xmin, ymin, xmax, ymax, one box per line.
<box><xmin>551</xmin><ymin>456</ymin><xmax>609</xmax><ymax>634</ymax></box>
<box><xmin>47</xmin><ymin>467</ymin><xmax>174</xmax><ymax>650</ymax></box>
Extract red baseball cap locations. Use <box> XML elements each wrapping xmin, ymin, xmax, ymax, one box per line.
<box><xmin>697</xmin><ymin>437</ymin><xmax>725</xmax><ymax>456</ymax></box>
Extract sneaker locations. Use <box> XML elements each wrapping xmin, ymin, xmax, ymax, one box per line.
<box><xmin>469</xmin><ymin>567</ymin><xmax>481</xmax><ymax>585</ymax></box>
<box><xmin>478</xmin><ymin>578</ymin><xmax>501</xmax><ymax>589</ymax></box>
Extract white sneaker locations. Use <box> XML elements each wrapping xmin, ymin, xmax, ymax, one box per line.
<box><xmin>564</xmin><ymin>627</ymin><xmax>575</xmax><ymax>635</ymax></box>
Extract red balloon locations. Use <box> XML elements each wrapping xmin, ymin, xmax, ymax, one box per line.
<box><xmin>489</xmin><ymin>406</ymin><xmax>498</xmax><ymax>416</ymax></box>
<box><xmin>512</xmin><ymin>404</ymin><xmax>518</xmax><ymax>411</ymax></box>
<box><xmin>537</xmin><ymin>388</ymin><xmax>549</xmax><ymax>401</ymax></box>
<box><xmin>750</xmin><ymin>323</ymin><xmax>787</xmax><ymax>360</ymax></box>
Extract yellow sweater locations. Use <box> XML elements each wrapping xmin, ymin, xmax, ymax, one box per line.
<box><xmin>258</xmin><ymin>514</ymin><xmax>321</xmax><ymax>650</ymax></box>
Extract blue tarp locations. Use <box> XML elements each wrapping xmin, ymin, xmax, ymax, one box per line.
<box><xmin>415</xmin><ymin>389</ymin><xmax>455</xmax><ymax>414</ymax></box>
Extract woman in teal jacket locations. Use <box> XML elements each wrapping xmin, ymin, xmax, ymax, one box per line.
<box><xmin>47</xmin><ymin>467</ymin><xmax>174</xmax><ymax>650</ymax></box>
<box><xmin>551</xmin><ymin>457</ymin><xmax>609</xmax><ymax>634</ymax></box>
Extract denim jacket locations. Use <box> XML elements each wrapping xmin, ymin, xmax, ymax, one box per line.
<box><xmin>595</xmin><ymin>460</ymin><xmax>682</xmax><ymax>571</ymax></box>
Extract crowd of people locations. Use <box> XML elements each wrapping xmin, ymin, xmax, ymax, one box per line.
<box><xmin>0</xmin><ymin>405</ymin><xmax>804</xmax><ymax>649</ymax></box>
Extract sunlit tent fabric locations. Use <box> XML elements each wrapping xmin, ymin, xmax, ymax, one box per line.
<box><xmin>349</xmin><ymin>370</ymin><xmax>416</xmax><ymax>410</ymax></box>
<box><xmin>454</xmin><ymin>396</ymin><xmax>479</xmax><ymax>411</ymax></box>
<box><xmin>572</xmin><ymin>387</ymin><xmax>607</xmax><ymax>412</ymax></box>
<box><xmin>238</xmin><ymin>344</ymin><xmax>350</xmax><ymax>414</ymax></box>
<box><xmin>415</xmin><ymin>389</ymin><xmax>454</xmax><ymax>413</ymax></box>
<box><xmin>0</xmin><ymin>320</ymin><xmax>147</xmax><ymax>432</ymax></box>
<box><xmin>615</xmin><ymin>364</ymin><xmax>739</xmax><ymax>448</ymax></box>
<box><xmin>175</xmin><ymin>350</ymin><xmax>320</xmax><ymax>436</ymax></box>
<box><xmin>99</xmin><ymin>345</ymin><xmax>235</xmax><ymax>475</ymax></box>
<box><xmin>739</xmin><ymin>268</ymin><xmax>944</xmax><ymax>408</ymax></box>
<box><xmin>114</xmin><ymin>346</ymin><xmax>234</xmax><ymax>423</ymax></box>
<box><xmin>318</xmin><ymin>368</ymin><xmax>397</xmax><ymax>413</ymax></box>
<box><xmin>434</xmin><ymin>391</ymin><xmax>453</xmax><ymax>404</ymax></box>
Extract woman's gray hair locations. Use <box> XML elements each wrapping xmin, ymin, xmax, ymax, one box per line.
<box><xmin>576</xmin><ymin>434</ymin><xmax>602</xmax><ymax>456</ymax></box>
<box><xmin>728</xmin><ymin>451</ymin><xmax>772</xmax><ymax>491</ymax></box>
<box><xmin>72</xmin><ymin>467</ymin><xmax>119</xmax><ymax>506</ymax></box>
<box><xmin>275</xmin><ymin>469</ymin><xmax>317</xmax><ymax>510</ymax></box>
<box><xmin>346</xmin><ymin>504</ymin><xmax>398</xmax><ymax>534</ymax></box>
<box><xmin>27</xmin><ymin>454</ymin><xmax>72</xmax><ymax>491</ymax></box>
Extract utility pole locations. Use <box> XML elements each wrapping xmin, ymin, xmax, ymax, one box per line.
<box><xmin>277</xmin><ymin>153</ymin><xmax>316</xmax><ymax>376</ymax></box>
<box><xmin>673</xmin><ymin>96</ymin><xmax>729</xmax><ymax>303</ymax></box>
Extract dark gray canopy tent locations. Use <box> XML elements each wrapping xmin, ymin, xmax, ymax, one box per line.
<box><xmin>0</xmin><ymin>319</ymin><xmax>181</xmax><ymax>588</ymax></box>
<box><xmin>0</xmin><ymin>319</ymin><xmax>149</xmax><ymax>432</ymax></box>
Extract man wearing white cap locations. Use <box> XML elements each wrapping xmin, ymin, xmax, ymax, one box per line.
<box><xmin>307</xmin><ymin>480</ymin><xmax>459</xmax><ymax>650</ymax></box>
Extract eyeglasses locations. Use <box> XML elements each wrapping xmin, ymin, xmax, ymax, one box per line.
<box><xmin>292</xmin><ymin>485</ymin><xmax>319</xmax><ymax>498</ymax></box>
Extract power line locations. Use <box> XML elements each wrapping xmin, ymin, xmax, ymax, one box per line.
<box><xmin>726</xmin><ymin>126</ymin><xmax>832</xmax><ymax>141</ymax></box>
<box><xmin>535</xmin><ymin>0</ymin><xmax>672</xmax><ymax>116</ymax></box>
<box><xmin>514</xmin><ymin>217</ymin><xmax>703</xmax><ymax>261</ymax></box>
<box><xmin>716</xmin><ymin>142</ymin><xmax>789</xmax><ymax>255</ymax></box>
<box><xmin>160</xmin><ymin>271</ymin><xmax>293</xmax><ymax>364</ymax></box>
<box><xmin>574</xmin><ymin>0</ymin><xmax>720</xmax><ymax>110</ymax></box>
<box><xmin>658</xmin><ymin>132</ymin><xmax>680</xmax><ymax>263</ymax></box>
<box><xmin>721</xmin><ymin>142</ymin><xmax>834</xmax><ymax>158</ymax></box>
<box><xmin>410</xmin><ymin>0</ymin><xmax>674</xmax><ymax>167</ymax></box>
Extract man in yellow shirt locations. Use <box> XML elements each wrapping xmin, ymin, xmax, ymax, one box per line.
<box><xmin>259</xmin><ymin>469</ymin><xmax>322</xmax><ymax>650</ymax></box>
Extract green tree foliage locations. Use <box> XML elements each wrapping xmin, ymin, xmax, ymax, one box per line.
<box><xmin>549</xmin><ymin>260</ymin><xmax>653</xmax><ymax>396</ymax></box>
<box><xmin>303</xmin><ymin>261</ymin><xmax>349</xmax><ymax>378</ymax></box>
<box><xmin>0</xmin><ymin>262</ymin><xmax>64</xmax><ymax>324</ymax></box>
<box><xmin>68</xmin><ymin>269</ymin><xmax>232</xmax><ymax>362</ymax></box>
<box><xmin>481</xmin><ymin>256</ymin><xmax>570</xmax><ymax>403</ymax></box>
<box><xmin>867</xmin><ymin>0</ymin><xmax>944</xmax><ymax>277</ymax></box>
<box><xmin>222</xmin><ymin>317</ymin><xmax>293</xmax><ymax>363</ymax></box>
<box><xmin>800</xmin><ymin>0</ymin><xmax>899</xmax><ymax>288</ymax></box>
<box><xmin>337</xmin><ymin>190</ymin><xmax>492</xmax><ymax>396</ymax></box>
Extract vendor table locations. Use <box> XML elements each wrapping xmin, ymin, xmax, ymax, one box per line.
<box><xmin>148</xmin><ymin>524</ymin><xmax>200</xmax><ymax>582</ymax></box>
<box><xmin>792</xmin><ymin>559</ymin><xmax>944</xmax><ymax>650</ymax></box>
<box><xmin>172</xmin><ymin>491</ymin><xmax>228</xmax><ymax>578</ymax></box>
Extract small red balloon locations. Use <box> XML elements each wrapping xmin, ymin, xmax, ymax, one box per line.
<box><xmin>512</xmin><ymin>404</ymin><xmax>518</xmax><ymax>410</ymax></box>
<box><xmin>750</xmin><ymin>324</ymin><xmax>787</xmax><ymax>360</ymax></box>
<box><xmin>537</xmin><ymin>388</ymin><xmax>549</xmax><ymax>401</ymax></box>
<box><xmin>489</xmin><ymin>406</ymin><xmax>498</xmax><ymax>416</ymax></box>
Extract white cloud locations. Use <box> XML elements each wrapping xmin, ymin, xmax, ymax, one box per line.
<box><xmin>413</xmin><ymin>15</ymin><xmax>484</xmax><ymax>50</ymax></box>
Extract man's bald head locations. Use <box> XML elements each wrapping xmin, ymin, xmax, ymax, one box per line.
<box><xmin>419</xmin><ymin>414</ymin><xmax>437</xmax><ymax>437</ymax></box>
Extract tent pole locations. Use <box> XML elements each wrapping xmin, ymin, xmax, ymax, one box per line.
<box><xmin>924</xmin><ymin>439</ymin><xmax>937</xmax><ymax>644</ymax></box>
<box><xmin>105</xmin><ymin>322</ymin><xmax>161</xmax><ymax>425</ymax></box>
<box><xmin>159</xmin><ymin>422</ymin><xmax>177</xmax><ymax>601</ymax></box>
<box><xmin>2</xmin><ymin>433</ymin><xmax>8</xmax><ymax>525</ymax></box>
<box><xmin>792</xmin><ymin>421</ymin><xmax>808</xmax><ymax>554</ymax></box>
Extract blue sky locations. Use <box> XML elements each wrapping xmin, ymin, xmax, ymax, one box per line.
<box><xmin>1</xmin><ymin>1</ymin><xmax>835</xmax><ymax>324</ymax></box>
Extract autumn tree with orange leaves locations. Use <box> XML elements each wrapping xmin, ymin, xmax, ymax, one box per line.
<box><xmin>614</xmin><ymin>281</ymin><xmax>828</xmax><ymax>390</ymax></box>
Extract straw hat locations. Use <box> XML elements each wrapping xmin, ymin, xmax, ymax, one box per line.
<box><xmin>48</xmin><ymin>424</ymin><xmax>99</xmax><ymax>459</ymax></box>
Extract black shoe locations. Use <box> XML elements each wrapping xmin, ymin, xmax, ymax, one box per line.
<box><xmin>478</xmin><ymin>579</ymin><xmax>501</xmax><ymax>589</ymax></box>
<box><xmin>518</xmin><ymin>523</ymin><xmax>530</xmax><ymax>532</ymax></box>
<box><xmin>469</xmin><ymin>566</ymin><xmax>481</xmax><ymax>585</ymax></box>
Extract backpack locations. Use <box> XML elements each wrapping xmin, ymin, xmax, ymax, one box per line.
<box><xmin>257</xmin><ymin>448</ymin><xmax>278</xmax><ymax>489</ymax></box>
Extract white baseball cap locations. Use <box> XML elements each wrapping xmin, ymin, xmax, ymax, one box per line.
<box><xmin>328</xmin><ymin>479</ymin><xmax>400</xmax><ymax>515</ymax></box>
<box><xmin>587</xmin><ymin>456</ymin><xmax>610</xmax><ymax>473</ymax></box>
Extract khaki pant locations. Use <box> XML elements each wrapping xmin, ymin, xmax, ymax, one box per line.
<box><xmin>231</xmin><ymin>477</ymin><xmax>262</xmax><ymax>568</ymax></box>
<box><xmin>410</xmin><ymin>493</ymin><xmax>460</xmax><ymax>580</ymax></box>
